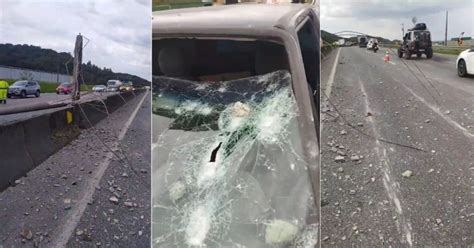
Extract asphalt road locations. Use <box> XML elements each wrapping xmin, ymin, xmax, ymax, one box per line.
<box><xmin>0</xmin><ymin>91</ymin><xmax>150</xmax><ymax>247</ymax></box>
<box><xmin>0</xmin><ymin>92</ymin><xmax>117</xmax><ymax>126</ymax></box>
<box><xmin>321</xmin><ymin>47</ymin><xmax>473</xmax><ymax>246</ymax></box>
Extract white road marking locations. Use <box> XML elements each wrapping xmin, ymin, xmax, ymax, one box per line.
<box><xmin>51</xmin><ymin>91</ymin><xmax>149</xmax><ymax>248</ymax></box>
<box><xmin>358</xmin><ymin>78</ymin><xmax>413</xmax><ymax>246</ymax></box>
<box><xmin>324</xmin><ymin>47</ymin><xmax>341</xmax><ymax>99</ymax></box>
<box><xmin>394</xmin><ymin>79</ymin><xmax>474</xmax><ymax>139</ymax></box>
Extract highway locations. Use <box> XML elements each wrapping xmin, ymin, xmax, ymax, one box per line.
<box><xmin>320</xmin><ymin>47</ymin><xmax>473</xmax><ymax>246</ymax></box>
<box><xmin>0</xmin><ymin>91</ymin><xmax>151</xmax><ymax>247</ymax></box>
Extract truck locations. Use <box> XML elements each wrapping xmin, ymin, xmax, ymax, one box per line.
<box><xmin>358</xmin><ymin>35</ymin><xmax>367</xmax><ymax>47</ymax></box>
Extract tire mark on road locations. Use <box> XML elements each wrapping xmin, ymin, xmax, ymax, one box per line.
<box><xmin>358</xmin><ymin>77</ymin><xmax>413</xmax><ymax>247</ymax></box>
<box><xmin>394</xmin><ymin>78</ymin><xmax>474</xmax><ymax>140</ymax></box>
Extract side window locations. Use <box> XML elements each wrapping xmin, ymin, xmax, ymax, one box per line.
<box><xmin>297</xmin><ymin>16</ymin><xmax>320</xmax><ymax>134</ymax></box>
<box><xmin>407</xmin><ymin>32</ymin><xmax>412</xmax><ymax>40</ymax></box>
<box><xmin>297</xmin><ymin>18</ymin><xmax>319</xmax><ymax>96</ymax></box>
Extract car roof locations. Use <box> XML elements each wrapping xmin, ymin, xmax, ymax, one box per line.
<box><xmin>152</xmin><ymin>4</ymin><xmax>312</xmax><ymax>35</ymax></box>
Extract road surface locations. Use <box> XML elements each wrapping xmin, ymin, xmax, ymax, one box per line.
<box><xmin>0</xmin><ymin>91</ymin><xmax>151</xmax><ymax>247</ymax></box>
<box><xmin>320</xmin><ymin>47</ymin><xmax>473</xmax><ymax>246</ymax></box>
<box><xmin>0</xmin><ymin>92</ymin><xmax>118</xmax><ymax>126</ymax></box>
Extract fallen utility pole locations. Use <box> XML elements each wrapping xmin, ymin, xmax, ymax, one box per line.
<box><xmin>72</xmin><ymin>34</ymin><xmax>83</xmax><ymax>101</ymax></box>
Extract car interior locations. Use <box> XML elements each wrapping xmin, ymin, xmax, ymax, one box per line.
<box><xmin>153</xmin><ymin>39</ymin><xmax>290</xmax><ymax>82</ymax></box>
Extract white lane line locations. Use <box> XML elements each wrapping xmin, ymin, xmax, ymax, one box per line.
<box><xmin>51</xmin><ymin>91</ymin><xmax>149</xmax><ymax>248</ymax></box>
<box><xmin>358</xmin><ymin>78</ymin><xmax>413</xmax><ymax>246</ymax></box>
<box><xmin>394</xmin><ymin>79</ymin><xmax>474</xmax><ymax>139</ymax></box>
<box><xmin>324</xmin><ymin>47</ymin><xmax>341</xmax><ymax>99</ymax></box>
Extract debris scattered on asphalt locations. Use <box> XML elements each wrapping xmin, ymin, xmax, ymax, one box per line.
<box><xmin>335</xmin><ymin>156</ymin><xmax>345</xmax><ymax>162</ymax></box>
<box><xmin>402</xmin><ymin>170</ymin><xmax>413</xmax><ymax>178</ymax></box>
<box><xmin>350</xmin><ymin>155</ymin><xmax>360</xmax><ymax>161</ymax></box>
<box><xmin>109</xmin><ymin>196</ymin><xmax>119</xmax><ymax>204</ymax></box>
<box><xmin>20</xmin><ymin>228</ymin><xmax>33</xmax><ymax>240</ymax></box>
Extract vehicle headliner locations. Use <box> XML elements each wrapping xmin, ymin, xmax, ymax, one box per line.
<box><xmin>152</xmin><ymin>4</ymin><xmax>312</xmax><ymax>36</ymax></box>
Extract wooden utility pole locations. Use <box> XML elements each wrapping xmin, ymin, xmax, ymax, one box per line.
<box><xmin>72</xmin><ymin>34</ymin><xmax>83</xmax><ymax>101</ymax></box>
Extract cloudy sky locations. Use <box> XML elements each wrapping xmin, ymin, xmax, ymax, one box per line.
<box><xmin>321</xmin><ymin>0</ymin><xmax>474</xmax><ymax>41</ymax></box>
<box><xmin>0</xmin><ymin>0</ymin><xmax>151</xmax><ymax>81</ymax></box>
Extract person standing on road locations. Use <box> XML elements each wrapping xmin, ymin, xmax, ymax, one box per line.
<box><xmin>0</xmin><ymin>80</ymin><xmax>9</xmax><ymax>104</ymax></box>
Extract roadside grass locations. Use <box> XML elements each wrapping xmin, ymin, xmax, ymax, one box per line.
<box><xmin>152</xmin><ymin>2</ymin><xmax>209</xmax><ymax>11</ymax></box>
<box><xmin>433</xmin><ymin>46</ymin><xmax>466</xmax><ymax>56</ymax></box>
<box><xmin>1</xmin><ymin>79</ymin><xmax>93</xmax><ymax>93</ymax></box>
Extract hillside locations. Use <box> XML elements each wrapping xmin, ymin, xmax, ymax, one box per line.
<box><xmin>321</xmin><ymin>30</ymin><xmax>342</xmax><ymax>44</ymax></box>
<box><xmin>0</xmin><ymin>43</ymin><xmax>150</xmax><ymax>86</ymax></box>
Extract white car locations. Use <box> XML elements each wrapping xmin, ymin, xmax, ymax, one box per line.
<box><xmin>92</xmin><ymin>85</ymin><xmax>106</xmax><ymax>92</ymax></box>
<box><xmin>106</xmin><ymin>79</ymin><xmax>123</xmax><ymax>92</ymax></box>
<box><xmin>457</xmin><ymin>48</ymin><xmax>474</xmax><ymax>77</ymax></box>
<box><xmin>366</xmin><ymin>38</ymin><xmax>378</xmax><ymax>50</ymax></box>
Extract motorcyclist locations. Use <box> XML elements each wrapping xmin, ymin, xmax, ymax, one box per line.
<box><xmin>0</xmin><ymin>80</ymin><xmax>9</xmax><ymax>104</ymax></box>
<box><xmin>372</xmin><ymin>39</ymin><xmax>379</xmax><ymax>52</ymax></box>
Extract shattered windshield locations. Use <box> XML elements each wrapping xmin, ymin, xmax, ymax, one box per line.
<box><xmin>152</xmin><ymin>70</ymin><xmax>318</xmax><ymax>247</ymax></box>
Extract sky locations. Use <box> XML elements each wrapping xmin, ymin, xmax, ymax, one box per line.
<box><xmin>321</xmin><ymin>0</ymin><xmax>474</xmax><ymax>41</ymax></box>
<box><xmin>0</xmin><ymin>0</ymin><xmax>151</xmax><ymax>81</ymax></box>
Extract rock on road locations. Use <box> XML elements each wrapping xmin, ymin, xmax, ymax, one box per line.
<box><xmin>321</xmin><ymin>47</ymin><xmax>473</xmax><ymax>246</ymax></box>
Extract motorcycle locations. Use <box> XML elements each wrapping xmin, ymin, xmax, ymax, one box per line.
<box><xmin>373</xmin><ymin>43</ymin><xmax>379</xmax><ymax>53</ymax></box>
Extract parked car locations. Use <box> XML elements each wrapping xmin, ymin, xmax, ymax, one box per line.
<box><xmin>7</xmin><ymin>80</ymin><xmax>41</xmax><ymax>98</ymax></box>
<box><xmin>56</xmin><ymin>82</ymin><xmax>73</xmax><ymax>94</ymax></box>
<box><xmin>106</xmin><ymin>80</ymin><xmax>123</xmax><ymax>92</ymax></box>
<box><xmin>92</xmin><ymin>85</ymin><xmax>107</xmax><ymax>92</ymax></box>
<box><xmin>152</xmin><ymin>4</ymin><xmax>320</xmax><ymax>247</ymax></box>
<box><xmin>456</xmin><ymin>48</ymin><xmax>474</xmax><ymax>77</ymax></box>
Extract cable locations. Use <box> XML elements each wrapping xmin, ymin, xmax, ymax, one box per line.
<box><xmin>321</xmin><ymin>90</ymin><xmax>426</xmax><ymax>152</ymax></box>
<box><xmin>387</xmin><ymin>48</ymin><xmax>441</xmax><ymax>106</ymax></box>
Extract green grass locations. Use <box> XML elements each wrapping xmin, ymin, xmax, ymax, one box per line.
<box><xmin>433</xmin><ymin>47</ymin><xmax>465</xmax><ymax>56</ymax></box>
<box><xmin>1</xmin><ymin>79</ymin><xmax>93</xmax><ymax>93</ymax></box>
<box><xmin>152</xmin><ymin>2</ymin><xmax>209</xmax><ymax>11</ymax></box>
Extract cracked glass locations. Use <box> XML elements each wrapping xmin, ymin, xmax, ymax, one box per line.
<box><xmin>152</xmin><ymin>70</ymin><xmax>317</xmax><ymax>247</ymax></box>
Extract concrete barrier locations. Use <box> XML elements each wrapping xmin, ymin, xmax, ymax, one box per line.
<box><xmin>0</xmin><ymin>90</ymin><xmax>145</xmax><ymax>191</ymax></box>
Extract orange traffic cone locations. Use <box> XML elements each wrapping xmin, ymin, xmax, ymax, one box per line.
<box><xmin>384</xmin><ymin>52</ymin><xmax>391</xmax><ymax>62</ymax></box>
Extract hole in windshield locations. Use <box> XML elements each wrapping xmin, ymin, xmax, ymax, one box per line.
<box><xmin>152</xmin><ymin>69</ymin><xmax>318</xmax><ymax>247</ymax></box>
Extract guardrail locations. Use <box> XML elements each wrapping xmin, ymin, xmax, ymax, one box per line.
<box><xmin>0</xmin><ymin>90</ymin><xmax>145</xmax><ymax>191</ymax></box>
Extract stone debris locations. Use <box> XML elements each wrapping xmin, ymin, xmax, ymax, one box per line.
<box><xmin>124</xmin><ymin>201</ymin><xmax>134</xmax><ymax>208</ymax></box>
<box><xmin>428</xmin><ymin>168</ymin><xmax>435</xmax><ymax>173</ymax></box>
<box><xmin>402</xmin><ymin>170</ymin><xmax>413</xmax><ymax>178</ymax></box>
<box><xmin>335</xmin><ymin>156</ymin><xmax>345</xmax><ymax>162</ymax></box>
<box><xmin>340</xmin><ymin>130</ymin><xmax>347</xmax><ymax>135</ymax></box>
<box><xmin>350</xmin><ymin>155</ymin><xmax>360</xmax><ymax>161</ymax></box>
<box><xmin>109</xmin><ymin>196</ymin><xmax>119</xmax><ymax>204</ymax></box>
<box><xmin>20</xmin><ymin>228</ymin><xmax>33</xmax><ymax>240</ymax></box>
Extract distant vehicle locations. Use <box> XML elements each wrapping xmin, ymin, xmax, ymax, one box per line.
<box><xmin>119</xmin><ymin>82</ymin><xmax>134</xmax><ymax>92</ymax></box>
<box><xmin>367</xmin><ymin>38</ymin><xmax>378</xmax><ymax>52</ymax></box>
<box><xmin>7</xmin><ymin>80</ymin><xmax>40</xmax><ymax>98</ymax></box>
<box><xmin>456</xmin><ymin>48</ymin><xmax>474</xmax><ymax>77</ymax></box>
<box><xmin>398</xmin><ymin>23</ymin><xmax>433</xmax><ymax>59</ymax></box>
<box><xmin>92</xmin><ymin>85</ymin><xmax>107</xmax><ymax>92</ymax></box>
<box><xmin>358</xmin><ymin>35</ymin><xmax>367</xmax><ymax>48</ymax></box>
<box><xmin>106</xmin><ymin>80</ymin><xmax>123</xmax><ymax>92</ymax></box>
<box><xmin>56</xmin><ymin>82</ymin><xmax>73</xmax><ymax>94</ymax></box>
